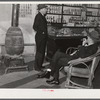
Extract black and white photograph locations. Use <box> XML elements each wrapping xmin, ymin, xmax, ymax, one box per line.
<box><xmin>1</xmin><ymin>1</ymin><xmax>100</xmax><ymax>99</ymax></box>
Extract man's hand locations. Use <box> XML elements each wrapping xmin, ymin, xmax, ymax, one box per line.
<box><xmin>82</xmin><ymin>38</ymin><xmax>88</xmax><ymax>46</ymax></box>
<box><xmin>70</xmin><ymin>50</ymin><xmax>77</xmax><ymax>56</ymax></box>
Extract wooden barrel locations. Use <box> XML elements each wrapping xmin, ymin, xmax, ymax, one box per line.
<box><xmin>5</xmin><ymin>26</ymin><xmax>24</xmax><ymax>55</ymax></box>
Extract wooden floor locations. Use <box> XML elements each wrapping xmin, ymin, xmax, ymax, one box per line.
<box><xmin>0</xmin><ymin>55</ymin><xmax>99</xmax><ymax>89</ymax></box>
<box><xmin>0</xmin><ymin>65</ymin><xmax>66</xmax><ymax>88</ymax></box>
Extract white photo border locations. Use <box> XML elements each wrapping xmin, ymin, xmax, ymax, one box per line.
<box><xmin>0</xmin><ymin>0</ymin><xmax>100</xmax><ymax>99</ymax></box>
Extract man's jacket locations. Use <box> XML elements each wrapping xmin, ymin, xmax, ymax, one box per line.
<box><xmin>33</xmin><ymin>12</ymin><xmax>48</xmax><ymax>39</ymax></box>
<box><xmin>72</xmin><ymin>42</ymin><xmax>99</xmax><ymax>59</ymax></box>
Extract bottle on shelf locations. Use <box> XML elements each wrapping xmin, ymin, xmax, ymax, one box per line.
<box><xmin>46</xmin><ymin>16</ymin><xmax>50</xmax><ymax>23</ymax></box>
<box><xmin>52</xmin><ymin>6</ymin><xmax>55</xmax><ymax>13</ymax></box>
<box><xmin>54</xmin><ymin>6</ymin><xmax>56</xmax><ymax>13</ymax></box>
<box><xmin>50</xmin><ymin>6</ymin><xmax>52</xmax><ymax>13</ymax></box>
<box><xmin>51</xmin><ymin>16</ymin><xmax>55</xmax><ymax>23</ymax></box>
<box><xmin>47</xmin><ymin>4</ymin><xmax>100</xmax><ymax>29</ymax></box>
<box><xmin>57</xmin><ymin>6</ymin><xmax>59</xmax><ymax>14</ymax></box>
<box><xmin>51</xmin><ymin>6</ymin><xmax>53</xmax><ymax>13</ymax></box>
<box><xmin>52</xmin><ymin>16</ymin><xmax>55</xmax><ymax>23</ymax></box>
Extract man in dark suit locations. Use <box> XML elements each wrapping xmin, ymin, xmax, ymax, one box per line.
<box><xmin>33</xmin><ymin>4</ymin><xmax>48</xmax><ymax>71</ymax></box>
<box><xmin>38</xmin><ymin>28</ymin><xmax>100</xmax><ymax>85</ymax></box>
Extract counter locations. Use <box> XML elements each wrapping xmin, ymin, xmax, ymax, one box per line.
<box><xmin>46</xmin><ymin>35</ymin><xmax>86</xmax><ymax>61</ymax></box>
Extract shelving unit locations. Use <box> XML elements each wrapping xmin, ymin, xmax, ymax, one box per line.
<box><xmin>46</xmin><ymin>4</ymin><xmax>100</xmax><ymax>60</ymax></box>
<box><xmin>46</xmin><ymin>4</ymin><xmax>100</xmax><ymax>28</ymax></box>
<box><xmin>46</xmin><ymin>4</ymin><xmax>62</xmax><ymax>25</ymax></box>
<box><xmin>86</xmin><ymin>5</ymin><xmax>100</xmax><ymax>22</ymax></box>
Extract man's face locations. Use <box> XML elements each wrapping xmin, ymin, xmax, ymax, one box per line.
<box><xmin>41</xmin><ymin>7</ymin><xmax>47</xmax><ymax>15</ymax></box>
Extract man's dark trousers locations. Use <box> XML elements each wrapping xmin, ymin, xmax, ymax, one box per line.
<box><xmin>34</xmin><ymin>33</ymin><xmax>47</xmax><ymax>70</ymax></box>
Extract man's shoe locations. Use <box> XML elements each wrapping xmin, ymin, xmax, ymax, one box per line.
<box><xmin>46</xmin><ymin>79</ymin><xmax>59</xmax><ymax>85</ymax></box>
<box><xmin>46</xmin><ymin>78</ymin><xmax>55</xmax><ymax>83</ymax></box>
<box><xmin>34</xmin><ymin>67</ymin><xmax>42</xmax><ymax>71</ymax></box>
<box><xmin>41</xmin><ymin>66</ymin><xmax>45</xmax><ymax>69</ymax></box>
<box><xmin>37</xmin><ymin>71</ymin><xmax>50</xmax><ymax>79</ymax></box>
<box><xmin>35</xmin><ymin>69</ymin><xmax>43</xmax><ymax>72</ymax></box>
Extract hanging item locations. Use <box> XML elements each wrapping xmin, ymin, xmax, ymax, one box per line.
<box><xmin>81</xmin><ymin>4</ymin><xmax>87</xmax><ymax>22</ymax></box>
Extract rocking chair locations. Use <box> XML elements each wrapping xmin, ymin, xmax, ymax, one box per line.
<box><xmin>64</xmin><ymin>47</ymin><xmax>100</xmax><ymax>89</ymax></box>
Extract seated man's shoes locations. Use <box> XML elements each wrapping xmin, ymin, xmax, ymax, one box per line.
<box><xmin>37</xmin><ymin>71</ymin><xmax>50</xmax><ymax>79</ymax></box>
<box><xmin>46</xmin><ymin>78</ymin><xmax>59</xmax><ymax>85</ymax></box>
<box><xmin>41</xmin><ymin>66</ymin><xmax>45</xmax><ymax>69</ymax></box>
<box><xmin>46</xmin><ymin>78</ymin><xmax>55</xmax><ymax>82</ymax></box>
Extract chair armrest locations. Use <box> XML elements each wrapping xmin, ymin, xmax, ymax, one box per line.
<box><xmin>68</xmin><ymin>57</ymin><xmax>93</xmax><ymax>65</ymax></box>
<box><xmin>66</xmin><ymin>47</ymin><xmax>78</xmax><ymax>54</ymax></box>
<box><xmin>68</xmin><ymin>51</ymin><xmax>100</xmax><ymax>66</ymax></box>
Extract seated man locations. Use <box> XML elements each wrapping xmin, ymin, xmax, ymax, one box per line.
<box><xmin>37</xmin><ymin>28</ymin><xmax>100</xmax><ymax>85</ymax></box>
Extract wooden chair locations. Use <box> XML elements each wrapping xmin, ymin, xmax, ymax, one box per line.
<box><xmin>64</xmin><ymin>47</ymin><xmax>100</xmax><ymax>89</ymax></box>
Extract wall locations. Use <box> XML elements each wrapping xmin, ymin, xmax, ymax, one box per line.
<box><xmin>19</xmin><ymin>4</ymin><xmax>37</xmax><ymax>55</ymax></box>
<box><xmin>0</xmin><ymin>4</ymin><xmax>12</xmax><ymax>53</ymax></box>
<box><xmin>0</xmin><ymin>4</ymin><xmax>12</xmax><ymax>43</ymax></box>
<box><xmin>0</xmin><ymin>4</ymin><xmax>37</xmax><ymax>55</ymax></box>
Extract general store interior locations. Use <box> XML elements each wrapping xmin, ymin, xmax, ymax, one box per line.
<box><xmin>0</xmin><ymin>3</ymin><xmax>100</xmax><ymax>89</ymax></box>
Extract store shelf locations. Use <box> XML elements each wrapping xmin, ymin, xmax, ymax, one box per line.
<box><xmin>62</xmin><ymin>26</ymin><xmax>98</xmax><ymax>28</ymax></box>
<box><xmin>87</xmin><ymin>7</ymin><xmax>100</xmax><ymax>9</ymax></box>
<box><xmin>63</xmin><ymin>13</ymin><xmax>81</xmax><ymax>16</ymax></box>
<box><xmin>46</xmin><ymin>4</ymin><xmax>100</xmax><ymax>36</ymax></box>
<box><xmin>47</xmin><ymin>4</ymin><xmax>62</xmax><ymax>6</ymax></box>
<box><xmin>48</xmin><ymin>23</ymin><xmax>99</xmax><ymax>28</ymax></box>
<box><xmin>47</xmin><ymin>13</ymin><xmax>61</xmax><ymax>15</ymax></box>
<box><xmin>87</xmin><ymin>15</ymin><xmax>100</xmax><ymax>17</ymax></box>
<box><xmin>63</xmin><ymin>4</ymin><xmax>100</xmax><ymax>9</ymax></box>
<box><xmin>63</xmin><ymin>4</ymin><xmax>82</xmax><ymax>8</ymax></box>
<box><xmin>48</xmin><ymin>35</ymin><xmax>86</xmax><ymax>39</ymax></box>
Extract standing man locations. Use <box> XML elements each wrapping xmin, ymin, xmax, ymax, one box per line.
<box><xmin>33</xmin><ymin>4</ymin><xmax>48</xmax><ymax>71</ymax></box>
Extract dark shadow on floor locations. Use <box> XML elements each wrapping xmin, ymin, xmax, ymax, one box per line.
<box><xmin>0</xmin><ymin>59</ymin><xmax>100</xmax><ymax>88</ymax></box>
<box><xmin>26</xmin><ymin>60</ymin><xmax>35</xmax><ymax>71</ymax></box>
<box><xmin>93</xmin><ymin>62</ymin><xmax>100</xmax><ymax>89</ymax></box>
<box><xmin>0</xmin><ymin>73</ymin><xmax>38</xmax><ymax>88</ymax></box>
<box><xmin>36</xmin><ymin>76</ymin><xmax>66</xmax><ymax>89</ymax></box>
